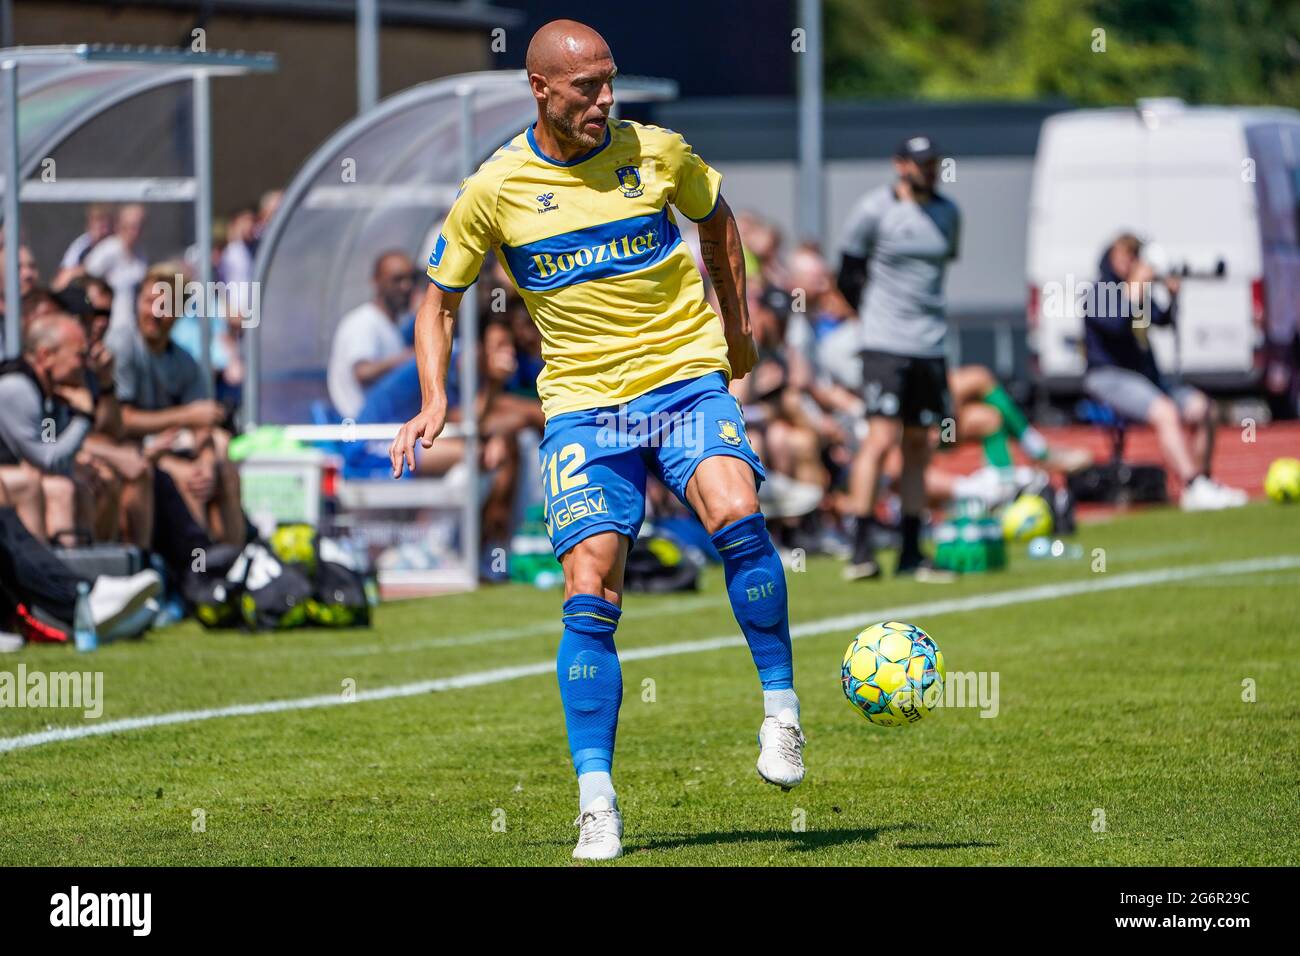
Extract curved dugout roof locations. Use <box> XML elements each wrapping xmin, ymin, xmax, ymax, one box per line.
<box><xmin>0</xmin><ymin>45</ymin><xmax>275</xmax><ymax>201</ymax></box>
<box><xmin>249</xmin><ymin>70</ymin><xmax>678</xmax><ymax>426</ymax></box>
<box><xmin>1</xmin><ymin>45</ymin><xmax>275</xmax><ymax>359</ymax></box>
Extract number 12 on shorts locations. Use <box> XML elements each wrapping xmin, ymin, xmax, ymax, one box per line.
<box><xmin>542</xmin><ymin>443</ymin><xmax>588</xmax><ymax>496</ymax></box>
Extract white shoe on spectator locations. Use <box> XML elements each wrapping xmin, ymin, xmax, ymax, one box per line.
<box><xmin>99</xmin><ymin>598</ymin><xmax>159</xmax><ymax>642</ymax></box>
<box><xmin>88</xmin><ymin>570</ymin><xmax>162</xmax><ymax>633</ymax></box>
<box><xmin>1180</xmin><ymin>475</ymin><xmax>1247</xmax><ymax>511</ymax></box>
<box><xmin>759</xmin><ymin>472</ymin><xmax>823</xmax><ymax>520</ymax></box>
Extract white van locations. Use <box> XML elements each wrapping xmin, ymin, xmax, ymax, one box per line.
<box><xmin>1026</xmin><ymin>100</ymin><xmax>1300</xmax><ymax>414</ymax></box>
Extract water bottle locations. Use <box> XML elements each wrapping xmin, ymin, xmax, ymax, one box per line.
<box><xmin>74</xmin><ymin>580</ymin><xmax>98</xmax><ymax>653</ymax></box>
<box><xmin>1027</xmin><ymin>536</ymin><xmax>1084</xmax><ymax>560</ymax></box>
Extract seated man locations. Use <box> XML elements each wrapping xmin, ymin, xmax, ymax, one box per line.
<box><xmin>351</xmin><ymin>315</ymin><xmax>538</xmax><ymax>576</ymax></box>
<box><xmin>107</xmin><ymin>262</ymin><xmax>245</xmax><ymax>547</ymax></box>
<box><xmin>55</xmin><ymin>278</ymin><xmax>154</xmax><ymax>548</ymax></box>
<box><xmin>0</xmin><ymin>243</ymin><xmax>41</xmax><ymax>355</ymax></box>
<box><xmin>0</xmin><ymin>312</ymin><xmax>97</xmax><ymax>542</ymax></box>
<box><xmin>0</xmin><ymin>480</ymin><xmax>161</xmax><ymax>641</ymax></box>
<box><xmin>1083</xmin><ymin>234</ymin><xmax>1244</xmax><ymax>511</ymax></box>
<box><xmin>946</xmin><ymin>364</ymin><xmax>1091</xmax><ymax>475</ymax></box>
<box><xmin>326</xmin><ymin>250</ymin><xmax>416</xmax><ymax>420</ymax></box>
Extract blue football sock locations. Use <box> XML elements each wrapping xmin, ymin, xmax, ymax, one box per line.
<box><xmin>711</xmin><ymin>512</ymin><xmax>795</xmax><ymax>695</ymax></box>
<box><xmin>557</xmin><ymin>594</ymin><xmax>624</xmax><ymax>786</ymax></box>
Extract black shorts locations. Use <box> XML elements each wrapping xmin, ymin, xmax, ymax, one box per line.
<box><xmin>859</xmin><ymin>350</ymin><xmax>951</xmax><ymax>427</ymax></box>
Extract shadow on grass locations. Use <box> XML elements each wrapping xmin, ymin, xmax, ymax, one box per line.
<box><xmin>896</xmin><ymin>841</ymin><xmax>1000</xmax><ymax>851</ymax></box>
<box><xmin>623</xmin><ymin>821</ymin><xmax>920</xmax><ymax>854</ymax></box>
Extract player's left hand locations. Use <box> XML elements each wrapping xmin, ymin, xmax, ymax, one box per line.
<box><xmin>726</xmin><ymin>330</ymin><xmax>759</xmax><ymax>381</ymax></box>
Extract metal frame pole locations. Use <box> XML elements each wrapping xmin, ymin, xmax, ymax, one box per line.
<box><xmin>457</xmin><ymin>86</ymin><xmax>480</xmax><ymax>586</ymax></box>
<box><xmin>357</xmin><ymin>0</ymin><xmax>379</xmax><ymax>115</ymax></box>
<box><xmin>193</xmin><ymin>71</ymin><xmax>214</xmax><ymax>389</ymax></box>
<box><xmin>2</xmin><ymin>60</ymin><xmax>19</xmax><ymax>359</ymax></box>
<box><xmin>796</xmin><ymin>0</ymin><xmax>823</xmax><ymax>246</ymax></box>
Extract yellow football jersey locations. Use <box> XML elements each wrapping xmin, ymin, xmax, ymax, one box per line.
<box><xmin>427</xmin><ymin>119</ymin><xmax>730</xmax><ymax>420</ymax></box>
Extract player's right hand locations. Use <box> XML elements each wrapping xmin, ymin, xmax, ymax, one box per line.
<box><xmin>390</xmin><ymin>401</ymin><xmax>446</xmax><ymax>478</ymax></box>
<box><xmin>726</xmin><ymin>329</ymin><xmax>759</xmax><ymax>381</ymax></box>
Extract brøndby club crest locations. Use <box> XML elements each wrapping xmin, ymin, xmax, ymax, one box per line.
<box><xmin>717</xmin><ymin>420</ymin><xmax>743</xmax><ymax>447</ymax></box>
<box><xmin>615</xmin><ymin>165</ymin><xmax>644</xmax><ymax>198</ymax></box>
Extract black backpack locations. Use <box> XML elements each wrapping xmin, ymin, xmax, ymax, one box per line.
<box><xmin>624</xmin><ymin>534</ymin><xmax>701</xmax><ymax>593</ymax></box>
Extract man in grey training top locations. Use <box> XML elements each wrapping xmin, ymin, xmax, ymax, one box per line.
<box><xmin>836</xmin><ymin>134</ymin><xmax>961</xmax><ymax>582</ymax></box>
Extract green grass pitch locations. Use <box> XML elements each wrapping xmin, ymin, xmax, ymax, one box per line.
<box><xmin>1</xmin><ymin>503</ymin><xmax>1297</xmax><ymax>866</ymax></box>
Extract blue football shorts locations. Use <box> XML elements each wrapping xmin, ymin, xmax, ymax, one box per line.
<box><xmin>538</xmin><ymin>371</ymin><xmax>765</xmax><ymax>558</ymax></box>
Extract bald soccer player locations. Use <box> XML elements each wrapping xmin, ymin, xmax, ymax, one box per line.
<box><xmin>391</xmin><ymin>20</ymin><xmax>803</xmax><ymax>860</ymax></box>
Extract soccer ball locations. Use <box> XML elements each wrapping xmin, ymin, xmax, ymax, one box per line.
<box><xmin>842</xmin><ymin>621</ymin><xmax>945</xmax><ymax>727</ymax></box>
<box><xmin>1002</xmin><ymin>493</ymin><xmax>1053</xmax><ymax>542</ymax></box>
<box><xmin>1264</xmin><ymin>457</ymin><xmax>1300</xmax><ymax>503</ymax></box>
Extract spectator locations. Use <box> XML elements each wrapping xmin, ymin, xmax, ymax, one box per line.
<box><xmin>0</xmin><ymin>312</ymin><xmax>96</xmax><ymax>542</ymax></box>
<box><xmin>348</xmin><ymin>312</ymin><xmax>538</xmax><ymax>580</ymax></box>
<box><xmin>220</xmin><ymin>204</ymin><xmax>257</xmax><ymax>289</ymax></box>
<box><xmin>736</xmin><ymin>211</ymin><xmax>785</xmax><ymax>288</ymax></box>
<box><xmin>0</xmin><ymin>243</ymin><xmax>40</xmax><ymax>298</ymax></box>
<box><xmin>0</xmin><ymin>244</ymin><xmax>41</xmax><ymax>354</ymax></box>
<box><xmin>58</xmin><ymin>203</ymin><xmax>115</xmax><ymax>273</ymax></box>
<box><xmin>84</xmin><ymin>203</ymin><xmax>148</xmax><ymax>333</ymax></box>
<box><xmin>326</xmin><ymin>250</ymin><xmax>417</xmax><ymax>419</ymax></box>
<box><xmin>21</xmin><ymin>288</ymin><xmax>63</xmax><ymax>328</ymax></box>
<box><xmin>55</xmin><ymin>278</ymin><xmax>155</xmax><ymax>548</ymax></box>
<box><xmin>107</xmin><ymin>262</ymin><xmax>245</xmax><ymax>547</ymax></box>
<box><xmin>0</xmin><ymin>479</ymin><xmax>161</xmax><ymax>640</ymax></box>
<box><xmin>253</xmin><ymin>189</ymin><xmax>283</xmax><ymax>253</ymax></box>
<box><xmin>171</xmin><ymin>247</ymin><xmax>245</xmax><ymax>413</ymax></box>
<box><xmin>503</xmin><ymin>296</ymin><xmax>544</xmax><ymax>399</ymax></box>
<box><xmin>1083</xmin><ymin>233</ymin><xmax>1245</xmax><ymax>511</ymax></box>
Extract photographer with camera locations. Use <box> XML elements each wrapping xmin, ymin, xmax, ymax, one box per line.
<box><xmin>1083</xmin><ymin>233</ymin><xmax>1244</xmax><ymax>511</ymax></box>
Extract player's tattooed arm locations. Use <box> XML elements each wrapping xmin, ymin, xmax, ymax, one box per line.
<box><xmin>697</xmin><ymin>194</ymin><xmax>758</xmax><ymax>380</ymax></box>
<box><xmin>389</xmin><ymin>283</ymin><xmax>463</xmax><ymax>478</ymax></box>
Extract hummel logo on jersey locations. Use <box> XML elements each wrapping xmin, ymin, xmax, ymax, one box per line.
<box><xmin>531</xmin><ymin>225</ymin><xmax>662</xmax><ymax>279</ymax></box>
<box><xmin>536</xmin><ymin>192</ymin><xmax>559</xmax><ymax>213</ymax></box>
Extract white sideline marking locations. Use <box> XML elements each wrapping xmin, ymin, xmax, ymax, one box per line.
<box><xmin>322</xmin><ymin>594</ymin><xmax>729</xmax><ymax>657</ymax></box>
<box><xmin>2</xmin><ymin>555</ymin><xmax>1297</xmax><ymax>755</ymax></box>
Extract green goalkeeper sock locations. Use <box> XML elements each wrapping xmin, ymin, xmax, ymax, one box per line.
<box><xmin>984</xmin><ymin>384</ymin><xmax>1031</xmax><ymax>439</ymax></box>
<box><xmin>982</xmin><ymin>427</ymin><xmax>1014</xmax><ymax>469</ymax></box>
<box><xmin>984</xmin><ymin>384</ymin><xmax>1049</xmax><ymax>462</ymax></box>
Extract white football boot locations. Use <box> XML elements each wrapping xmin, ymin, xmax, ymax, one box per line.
<box><xmin>572</xmin><ymin>796</ymin><xmax>623</xmax><ymax>861</ymax></box>
<box><xmin>756</xmin><ymin>708</ymin><xmax>806</xmax><ymax>791</ymax></box>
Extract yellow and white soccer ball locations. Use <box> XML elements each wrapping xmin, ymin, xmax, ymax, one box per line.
<box><xmin>1002</xmin><ymin>493</ymin><xmax>1053</xmax><ymax>542</ymax></box>
<box><xmin>1264</xmin><ymin>457</ymin><xmax>1300</xmax><ymax>504</ymax></box>
<box><xmin>841</xmin><ymin>621</ymin><xmax>945</xmax><ymax>728</ymax></box>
